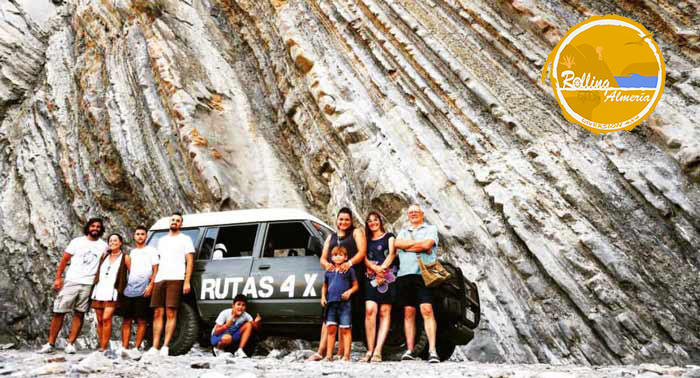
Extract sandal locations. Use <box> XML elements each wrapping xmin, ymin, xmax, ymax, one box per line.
<box><xmin>371</xmin><ymin>353</ymin><xmax>382</xmax><ymax>362</ymax></box>
<box><xmin>360</xmin><ymin>352</ymin><xmax>373</xmax><ymax>362</ymax></box>
<box><xmin>306</xmin><ymin>352</ymin><xmax>323</xmax><ymax>361</ymax></box>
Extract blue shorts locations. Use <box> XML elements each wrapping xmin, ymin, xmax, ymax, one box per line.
<box><xmin>325</xmin><ymin>301</ymin><xmax>352</xmax><ymax>328</ymax></box>
<box><xmin>210</xmin><ymin>327</ymin><xmax>242</xmax><ymax>346</ymax></box>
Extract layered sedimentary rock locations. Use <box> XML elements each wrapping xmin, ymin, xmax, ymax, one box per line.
<box><xmin>0</xmin><ymin>0</ymin><xmax>698</xmax><ymax>365</ymax></box>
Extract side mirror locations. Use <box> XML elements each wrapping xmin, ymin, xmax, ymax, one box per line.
<box><xmin>307</xmin><ymin>237</ymin><xmax>323</xmax><ymax>256</ymax></box>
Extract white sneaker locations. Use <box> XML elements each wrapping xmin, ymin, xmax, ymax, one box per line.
<box><xmin>117</xmin><ymin>347</ymin><xmax>128</xmax><ymax>358</ymax></box>
<box><xmin>143</xmin><ymin>347</ymin><xmax>159</xmax><ymax>358</ymax></box>
<box><xmin>64</xmin><ymin>343</ymin><xmax>76</xmax><ymax>354</ymax></box>
<box><xmin>159</xmin><ymin>346</ymin><xmax>169</xmax><ymax>357</ymax></box>
<box><xmin>127</xmin><ymin>348</ymin><xmax>142</xmax><ymax>360</ymax></box>
<box><xmin>234</xmin><ymin>348</ymin><xmax>248</xmax><ymax>358</ymax></box>
<box><xmin>39</xmin><ymin>343</ymin><xmax>55</xmax><ymax>354</ymax></box>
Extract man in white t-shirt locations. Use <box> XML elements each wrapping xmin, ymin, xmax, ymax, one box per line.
<box><xmin>39</xmin><ymin>218</ymin><xmax>108</xmax><ymax>354</ymax></box>
<box><xmin>120</xmin><ymin>226</ymin><xmax>159</xmax><ymax>355</ymax></box>
<box><xmin>145</xmin><ymin>212</ymin><xmax>195</xmax><ymax>358</ymax></box>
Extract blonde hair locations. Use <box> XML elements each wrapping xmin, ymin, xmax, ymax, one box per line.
<box><xmin>331</xmin><ymin>245</ymin><xmax>348</xmax><ymax>258</ymax></box>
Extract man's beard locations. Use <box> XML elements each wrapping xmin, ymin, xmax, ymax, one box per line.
<box><xmin>169</xmin><ymin>226</ymin><xmax>178</xmax><ymax>232</ymax></box>
<box><xmin>90</xmin><ymin>230</ymin><xmax>100</xmax><ymax>238</ymax></box>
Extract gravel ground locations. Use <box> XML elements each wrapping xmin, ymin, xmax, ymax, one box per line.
<box><xmin>1</xmin><ymin>346</ymin><xmax>699</xmax><ymax>378</ymax></box>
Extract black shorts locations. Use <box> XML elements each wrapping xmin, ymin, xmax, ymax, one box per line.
<box><xmin>365</xmin><ymin>281</ymin><xmax>397</xmax><ymax>305</ymax></box>
<box><xmin>397</xmin><ymin>274</ymin><xmax>432</xmax><ymax>308</ymax></box>
<box><xmin>121</xmin><ymin>296</ymin><xmax>151</xmax><ymax>319</ymax></box>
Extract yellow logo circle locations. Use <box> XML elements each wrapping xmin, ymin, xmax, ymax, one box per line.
<box><xmin>541</xmin><ymin>15</ymin><xmax>665</xmax><ymax>134</ymax></box>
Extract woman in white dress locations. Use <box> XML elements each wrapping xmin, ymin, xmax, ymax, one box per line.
<box><xmin>91</xmin><ymin>233</ymin><xmax>131</xmax><ymax>352</ymax></box>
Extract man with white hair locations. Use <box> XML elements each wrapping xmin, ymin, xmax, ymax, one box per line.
<box><xmin>394</xmin><ymin>204</ymin><xmax>440</xmax><ymax>363</ymax></box>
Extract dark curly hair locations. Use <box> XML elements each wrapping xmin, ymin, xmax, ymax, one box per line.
<box><xmin>83</xmin><ymin>218</ymin><xmax>105</xmax><ymax>238</ymax></box>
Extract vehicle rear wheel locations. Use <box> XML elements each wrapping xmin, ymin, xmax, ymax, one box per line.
<box><xmin>143</xmin><ymin>302</ymin><xmax>200</xmax><ymax>356</ymax></box>
<box><xmin>435</xmin><ymin>337</ymin><xmax>456</xmax><ymax>361</ymax></box>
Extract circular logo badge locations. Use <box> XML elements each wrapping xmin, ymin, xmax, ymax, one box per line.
<box><xmin>541</xmin><ymin>15</ymin><xmax>665</xmax><ymax>134</ymax></box>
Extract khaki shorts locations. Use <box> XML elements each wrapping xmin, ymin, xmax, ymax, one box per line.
<box><xmin>53</xmin><ymin>281</ymin><xmax>92</xmax><ymax>313</ymax></box>
<box><xmin>150</xmin><ymin>280</ymin><xmax>183</xmax><ymax>308</ymax></box>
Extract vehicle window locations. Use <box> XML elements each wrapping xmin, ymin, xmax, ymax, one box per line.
<box><xmin>264</xmin><ymin>222</ymin><xmax>315</xmax><ymax>257</ymax></box>
<box><xmin>147</xmin><ymin>228</ymin><xmax>201</xmax><ymax>250</ymax></box>
<box><xmin>198</xmin><ymin>228</ymin><xmax>219</xmax><ymax>260</ymax></box>
<box><xmin>312</xmin><ymin>221</ymin><xmax>333</xmax><ymax>242</ymax></box>
<box><xmin>211</xmin><ymin>224</ymin><xmax>258</xmax><ymax>259</ymax></box>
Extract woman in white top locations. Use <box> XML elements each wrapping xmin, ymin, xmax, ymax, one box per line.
<box><xmin>91</xmin><ymin>233</ymin><xmax>131</xmax><ymax>352</ymax></box>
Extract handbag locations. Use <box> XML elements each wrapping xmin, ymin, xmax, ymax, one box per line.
<box><xmin>418</xmin><ymin>256</ymin><xmax>451</xmax><ymax>287</ymax></box>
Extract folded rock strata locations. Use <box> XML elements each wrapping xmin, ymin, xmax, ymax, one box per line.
<box><xmin>0</xmin><ymin>0</ymin><xmax>698</xmax><ymax>365</ymax></box>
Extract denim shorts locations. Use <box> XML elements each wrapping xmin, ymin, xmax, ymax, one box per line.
<box><xmin>210</xmin><ymin>327</ymin><xmax>242</xmax><ymax>347</ymax></box>
<box><xmin>325</xmin><ymin>301</ymin><xmax>352</xmax><ymax>328</ymax></box>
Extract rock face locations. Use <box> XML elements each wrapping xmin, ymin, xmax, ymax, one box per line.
<box><xmin>0</xmin><ymin>0</ymin><xmax>699</xmax><ymax>366</ymax></box>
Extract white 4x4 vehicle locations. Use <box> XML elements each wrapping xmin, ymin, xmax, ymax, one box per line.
<box><xmin>146</xmin><ymin>208</ymin><xmax>480</xmax><ymax>359</ymax></box>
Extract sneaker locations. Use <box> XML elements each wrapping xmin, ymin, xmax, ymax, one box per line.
<box><xmin>143</xmin><ymin>347</ymin><xmax>159</xmax><ymax>358</ymax></box>
<box><xmin>64</xmin><ymin>343</ymin><xmax>76</xmax><ymax>354</ymax></box>
<box><xmin>428</xmin><ymin>352</ymin><xmax>440</xmax><ymax>363</ymax></box>
<box><xmin>39</xmin><ymin>343</ymin><xmax>55</xmax><ymax>354</ymax></box>
<box><xmin>159</xmin><ymin>346</ymin><xmax>169</xmax><ymax>357</ymax></box>
<box><xmin>103</xmin><ymin>349</ymin><xmax>118</xmax><ymax>359</ymax></box>
<box><xmin>117</xmin><ymin>347</ymin><xmax>128</xmax><ymax>358</ymax></box>
<box><xmin>234</xmin><ymin>348</ymin><xmax>248</xmax><ymax>358</ymax></box>
<box><xmin>400</xmin><ymin>350</ymin><xmax>417</xmax><ymax>361</ymax></box>
<box><xmin>127</xmin><ymin>348</ymin><xmax>142</xmax><ymax>360</ymax></box>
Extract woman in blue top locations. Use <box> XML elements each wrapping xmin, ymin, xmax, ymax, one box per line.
<box><xmin>361</xmin><ymin>211</ymin><xmax>397</xmax><ymax>362</ymax></box>
<box><xmin>307</xmin><ymin>207</ymin><xmax>367</xmax><ymax>361</ymax></box>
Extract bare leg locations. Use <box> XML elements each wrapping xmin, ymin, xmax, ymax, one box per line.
<box><xmin>337</xmin><ymin>328</ymin><xmax>344</xmax><ymax>357</ymax></box>
<box><xmin>122</xmin><ymin>317</ymin><xmax>133</xmax><ymax>348</ymax></box>
<box><xmin>325</xmin><ymin>325</ymin><xmax>337</xmax><ymax>360</ymax></box>
<box><xmin>94</xmin><ymin>309</ymin><xmax>105</xmax><ymax>351</ymax></box>
<box><xmin>237</xmin><ymin>322</ymin><xmax>253</xmax><ymax>349</ymax></box>
<box><xmin>315</xmin><ymin>323</ymin><xmax>328</xmax><ymax>356</ymax></box>
<box><xmin>374</xmin><ymin>304</ymin><xmax>392</xmax><ymax>356</ymax></box>
<box><xmin>101</xmin><ymin>307</ymin><xmax>116</xmax><ymax>350</ymax></box>
<box><xmin>152</xmin><ymin>307</ymin><xmax>164</xmax><ymax>349</ymax></box>
<box><xmin>341</xmin><ymin>328</ymin><xmax>352</xmax><ymax>361</ymax></box>
<box><xmin>135</xmin><ymin>319</ymin><xmax>148</xmax><ymax>349</ymax></box>
<box><xmin>67</xmin><ymin>312</ymin><xmax>85</xmax><ymax>344</ymax></box>
<box><xmin>216</xmin><ymin>334</ymin><xmax>233</xmax><ymax>350</ymax></box>
<box><xmin>163</xmin><ymin>307</ymin><xmax>178</xmax><ymax>347</ymax></box>
<box><xmin>364</xmin><ymin>301</ymin><xmax>378</xmax><ymax>356</ymax></box>
<box><xmin>420</xmin><ymin>303</ymin><xmax>437</xmax><ymax>354</ymax></box>
<box><xmin>404</xmin><ymin>306</ymin><xmax>416</xmax><ymax>351</ymax></box>
<box><xmin>47</xmin><ymin>313</ymin><xmax>65</xmax><ymax>345</ymax></box>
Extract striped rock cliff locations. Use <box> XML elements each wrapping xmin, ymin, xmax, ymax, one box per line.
<box><xmin>0</xmin><ymin>0</ymin><xmax>698</xmax><ymax>365</ymax></box>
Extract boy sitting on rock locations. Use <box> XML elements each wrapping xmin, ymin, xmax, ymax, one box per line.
<box><xmin>211</xmin><ymin>294</ymin><xmax>262</xmax><ymax>358</ymax></box>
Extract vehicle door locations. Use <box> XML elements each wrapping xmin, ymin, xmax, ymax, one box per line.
<box><xmin>250</xmin><ymin>221</ymin><xmax>325</xmax><ymax>324</ymax></box>
<box><xmin>191</xmin><ymin>223</ymin><xmax>261</xmax><ymax>322</ymax></box>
